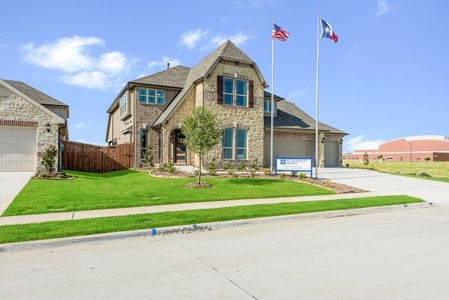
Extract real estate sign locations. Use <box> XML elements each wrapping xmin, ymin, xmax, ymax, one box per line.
<box><xmin>275</xmin><ymin>157</ymin><xmax>312</xmax><ymax>176</ymax></box>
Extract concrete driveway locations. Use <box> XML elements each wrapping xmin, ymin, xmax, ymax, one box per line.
<box><xmin>319</xmin><ymin>168</ymin><xmax>449</xmax><ymax>203</ymax></box>
<box><xmin>2</xmin><ymin>205</ymin><xmax>449</xmax><ymax>299</ymax></box>
<box><xmin>0</xmin><ymin>172</ymin><xmax>34</xmax><ymax>214</ymax></box>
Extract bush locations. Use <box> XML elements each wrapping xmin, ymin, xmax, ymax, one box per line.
<box><xmin>298</xmin><ymin>172</ymin><xmax>306</xmax><ymax>179</ymax></box>
<box><xmin>264</xmin><ymin>170</ymin><xmax>272</xmax><ymax>176</ymax></box>
<box><xmin>345</xmin><ymin>163</ymin><xmax>349</xmax><ymax>168</ymax></box>
<box><xmin>208</xmin><ymin>159</ymin><xmax>217</xmax><ymax>176</ymax></box>
<box><xmin>418</xmin><ymin>172</ymin><xmax>431</xmax><ymax>177</ymax></box>
<box><xmin>167</xmin><ymin>161</ymin><xmax>176</xmax><ymax>174</ymax></box>
<box><xmin>278</xmin><ymin>172</ymin><xmax>285</xmax><ymax>179</ymax></box>
<box><xmin>425</xmin><ymin>157</ymin><xmax>431</xmax><ymax>162</ymax></box>
<box><xmin>227</xmin><ymin>170</ymin><xmax>235</xmax><ymax>176</ymax></box>
<box><xmin>363</xmin><ymin>153</ymin><xmax>369</xmax><ymax>166</ymax></box>
<box><xmin>237</xmin><ymin>162</ymin><xmax>246</xmax><ymax>171</ymax></box>
<box><xmin>143</xmin><ymin>146</ymin><xmax>154</xmax><ymax>167</ymax></box>
<box><xmin>41</xmin><ymin>145</ymin><xmax>57</xmax><ymax>173</ymax></box>
<box><xmin>223</xmin><ymin>162</ymin><xmax>231</xmax><ymax>170</ymax></box>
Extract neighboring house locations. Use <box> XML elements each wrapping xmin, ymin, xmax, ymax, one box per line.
<box><xmin>0</xmin><ymin>79</ymin><xmax>69</xmax><ymax>172</ymax></box>
<box><xmin>344</xmin><ymin>136</ymin><xmax>449</xmax><ymax>162</ymax></box>
<box><xmin>106</xmin><ymin>40</ymin><xmax>346</xmax><ymax>168</ymax></box>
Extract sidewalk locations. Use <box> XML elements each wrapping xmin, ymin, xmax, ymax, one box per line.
<box><xmin>0</xmin><ymin>191</ymin><xmax>385</xmax><ymax>226</ymax></box>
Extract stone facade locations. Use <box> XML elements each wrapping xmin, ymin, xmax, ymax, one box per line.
<box><xmin>0</xmin><ymin>85</ymin><xmax>63</xmax><ymax>171</ymax></box>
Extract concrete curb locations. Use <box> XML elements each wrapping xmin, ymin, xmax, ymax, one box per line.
<box><xmin>0</xmin><ymin>201</ymin><xmax>432</xmax><ymax>253</ymax></box>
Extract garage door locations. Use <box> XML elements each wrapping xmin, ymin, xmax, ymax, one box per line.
<box><xmin>0</xmin><ymin>126</ymin><xmax>37</xmax><ymax>171</ymax></box>
<box><xmin>265</xmin><ymin>134</ymin><xmax>312</xmax><ymax>166</ymax></box>
<box><xmin>324</xmin><ymin>142</ymin><xmax>339</xmax><ymax>167</ymax></box>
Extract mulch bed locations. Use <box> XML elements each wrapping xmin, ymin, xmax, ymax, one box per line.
<box><xmin>33</xmin><ymin>172</ymin><xmax>75</xmax><ymax>180</ymax></box>
<box><xmin>299</xmin><ymin>178</ymin><xmax>367</xmax><ymax>194</ymax></box>
<box><xmin>184</xmin><ymin>182</ymin><xmax>213</xmax><ymax>189</ymax></box>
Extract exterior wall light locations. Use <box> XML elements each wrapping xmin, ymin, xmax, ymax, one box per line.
<box><xmin>322</xmin><ymin>137</ymin><xmax>326</xmax><ymax>143</ymax></box>
<box><xmin>45</xmin><ymin>122</ymin><xmax>51</xmax><ymax>133</ymax></box>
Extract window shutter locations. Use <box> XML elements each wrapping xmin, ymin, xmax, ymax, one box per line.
<box><xmin>248</xmin><ymin>80</ymin><xmax>254</xmax><ymax>108</ymax></box>
<box><xmin>217</xmin><ymin>76</ymin><xmax>223</xmax><ymax>105</ymax></box>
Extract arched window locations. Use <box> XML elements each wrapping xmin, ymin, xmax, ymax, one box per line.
<box><xmin>222</xmin><ymin>128</ymin><xmax>233</xmax><ymax>159</ymax></box>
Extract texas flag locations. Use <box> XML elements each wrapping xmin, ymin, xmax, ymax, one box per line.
<box><xmin>320</xmin><ymin>19</ymin><xmax>338</xmax><ymax>43</ymax></box>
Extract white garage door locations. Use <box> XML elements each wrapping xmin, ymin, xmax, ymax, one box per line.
<box><xmin>0</xmin><ymin>126</ymin><xmax>37</xmax><ymax>171</ymax></box>
<box><xmin>265</xmin><ymin>134</ymin><xmax>312</xmax><ymax>166</ymax></box>
<box><xmin>324</xmin><ymin>142</ymin><xmax>339</xmax><ymax>167</ymax></box>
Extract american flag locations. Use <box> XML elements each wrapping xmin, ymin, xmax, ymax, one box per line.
<box><xmin>272</xmin><ymin>23</ymin><xmax>289</xmax><ymax>41</ymax></box>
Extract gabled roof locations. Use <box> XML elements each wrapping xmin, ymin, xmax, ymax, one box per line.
<box><xmin>264</xmin><ymin>100</ymin><xmax>347</xmax><ymax>135</ymax></box>
<box><xmin>152</xmin><ymin>40</ymin><xmax>267</xmax><ymax>127</ymax></box>
<box><xmin>3</xmin><ymin>80</ymin><xmax>68</xmax><ymax>107</ymax></box>
<box><xmin>264</xmin><ymin>91</ymin><xmax>284</xmax><ymax>101</ymax></box>
<box><xmin>131</xmin><ymin>65</ymin><xmax>190</xmax><ymax>88</ymax></box>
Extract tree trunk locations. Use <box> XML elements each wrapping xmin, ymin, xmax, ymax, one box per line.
<box><xmin>198</xmin><ymin>154</ymin><xmax>202</xmax><ymax>184</ymax></box>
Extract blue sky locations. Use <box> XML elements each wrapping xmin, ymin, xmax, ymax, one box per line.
<box><xmin>1</xmin><ymin>0</ymin><xmax>448</xmax><ymax>153</ymax></box>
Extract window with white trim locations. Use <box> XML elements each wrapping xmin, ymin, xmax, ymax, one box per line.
<box><xmin>119</xmin><ymin>93</ymin><xmax>127</xmax><ymax>116</ymax></box>
<box><xmin>138</xmin><ymin>88</ymin><xmax>165</xmax><ymax>105</ymax></box>
<box><xmin>264</xmin><ymin>99</ymin><xmax>272</xmax><ymax>113</ymax></box>
<box><xmin>222</xmin><ymin>128</ymin><xmax>233</xmax><ymax>160</ymax></box>
<box><xmin>223</xmin><ymin>78</ymin><xmax>234</xmax><ymax>105</ymax></box>
<box><xmin>236</xmin><ymin>128</ymin><xmax>247</xmax><ymax>160</ymax></box>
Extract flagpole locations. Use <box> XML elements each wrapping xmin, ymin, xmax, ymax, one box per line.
<box><xmin>270</xmin><ymin>16</ymin><xmax>275</xmax><ymax>173</ymax></box>
<box><xmin>315</xmin><ymin>12</ymin><xmax>321</xmax><ymax>179</ymax></box>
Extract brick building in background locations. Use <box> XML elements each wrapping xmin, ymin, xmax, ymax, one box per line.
<box><xmin>344</xmin><ymin>136</ymin><xmax>449</xmax><ymax>162</ymax></box>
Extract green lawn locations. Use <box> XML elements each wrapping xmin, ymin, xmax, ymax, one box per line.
<box><xmin>345</xmin><ymin>161</ymin><xmax>449</xmax><ymax>182</ymax></box>
<box><xmin>3</xmin><ymin>169</ymin><xmax>334</xmax><ymax>216</ymax></box>
<box><xmin>0</xmin><ymin>195</ymin><xmax>422</xmax><ymax>244</ymax></box>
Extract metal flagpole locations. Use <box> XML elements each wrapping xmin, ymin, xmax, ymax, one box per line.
<box><xmin>315</xmin><ymin>12</ymin><xmax>321</xmax><ymax>179</ymax></box>
<box><xmin>270</xmin><ymin>16</ymin><xmax>275</xmax><ymax>172</ymax></box>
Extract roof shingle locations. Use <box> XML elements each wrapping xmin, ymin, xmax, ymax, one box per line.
<box><xmin>131</xmin><ymin>65</ymin><xmax>190</xmax><ymax>88</ymax></box>
<box><xmin>3</xmin><ymin>80</ymin><xmax>68</xmax><ymax>107</ymax></box>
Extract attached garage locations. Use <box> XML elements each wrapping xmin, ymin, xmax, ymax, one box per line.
<box><xmin>0</xmin><ymin>126</ymin><xmax>37</xmax><ymax>171</ymax></box>
<box><xmin>264</xmin><ymin>132</ymin><xmax>313</xmax><ymax>166</ymax></box>
<box><xmin>324</xmin><ymin>141</ymin><xmax>339</xmax><ymax>167</ymax></box>
<box><xmin>0</xmin><ymin>79</ymin><xmax>69</xmax><ymax>172</ymax></box>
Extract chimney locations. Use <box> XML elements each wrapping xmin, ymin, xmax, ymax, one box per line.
<box><xmin>167</xmin><ymin>62</ymin><xmax>170</xmax><ymax>70</ymax></box>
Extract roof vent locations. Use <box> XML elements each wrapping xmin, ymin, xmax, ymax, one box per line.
<box><xmin>167</xmin><ymin>62</ymin><xmax>170</xmax><ymax>70</ymax></box>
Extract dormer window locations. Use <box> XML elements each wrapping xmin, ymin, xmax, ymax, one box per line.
<box><xmin>264</xmin><ymin>99</ymin><xmax>272</xmax><ymax>113</ymax></box>
<box><xmin>222</xmin><ymin>77</ymin><xmax>247</xmax><ymax>107</ymax></box>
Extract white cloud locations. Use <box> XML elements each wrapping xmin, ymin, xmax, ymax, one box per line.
<box><xmin>376</xmin><ymin>0</ymin><xmax>390</xmax><ymax>16</ymax></box>
<box><xmin>288</xmin><ymin>88</ymin><xmax>308</xmax><ymax>99</ymax></box>
<box><xmin>148</xmin><ymin>56</ymin><xmax>181</xmax><ymax>69</ymax></box>
<box><xmin>74</xmin><ymin>122</ymin><xmax>86</xmax><ymax>128</ymax></box>
<box><xmin>179</xmin><ymin>29</ymin><xmax>209</xmax><ymax>49</ymax></box>
<box><xmin>235</xmin><ymin>0</ymin><xmax>276</xmax><ymax>8</ymax></box>
<box><xmin>345</xmin><ymin>135</ymin><xmax>384</xmax><ymax>153</ymax></box>
<box><xmin>64</xmin><ymin>71</ymin><xmax>108</xmax><ymax>89</ymax></box>
<box><xmin>203</xmin><ymin>32</ymin><xmax>252</xmax><ymax>50</ymax></box>
<box><xmin>22</xmin><ymin>36</ymin><xmax>129</xmax><ymax>89</ymax></box>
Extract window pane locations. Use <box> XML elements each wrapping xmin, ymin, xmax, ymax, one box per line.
<box><xmin>222</xmin><ymin>128</ymin><xmax>233</xmax><ymax>147</ymax></box>
<box><xmin>223</xmin><ymin>148</ymin><xmax>232</xmax><ymax>159</ymax></box>
<box><xmin>236</xmin><ymin>95</ymin><xmax>246</xmax><ymax>107</ymax></box>
<box><xmin>139</xmin><ymin>95</ymin><xmax>147</xmax><ymax>103</ymax></box>
<box><xmin>224</xmin><ymin>78</ymin><xmax>233</xmax><ymax>93</ymax></box>
<box><xmin>236</xmin><ymin>149</ymin><xmax>246</xmax><ymax>160</ymax></box>
<box><xmin>157</xmin><ymin>97</ymin><xmax>165</xmax><ymax>105</ymax></box>
<box><xmin>236</xmin><ymin>80</ymin><xmax>246</xmax><ymax>95</ymax></box>
<box><xmin>157</xmin><ymin>90</ymin><xmax>165</xmax><ymax>98</ymax></box>
<box><xmin>138</xmin><ymin>88</ymin><xmax>146</xmax><ymax>96</ymax></box>
<box><xmin>148</xmin><ymin>89</ymin><xmax>156</xmax><ymax>96</ymax></box>
<box><xmin>149</xmin><ymin>96</ymin><xmax>156</xmax><ymax>104</ymax></box>
<box><xmin>236</xmin><ymin>129</ymin><xmax>246</xmax><ymax>148</ymax></box>
<box><xmin>264</xmin><ymin>100</ymin><xmax>271</xmax><ymax>112</ymax></box>
<box><xmin>224</xmin><ymin>94</ymin><xmax>233</xmax><ymax>105</ymax></box>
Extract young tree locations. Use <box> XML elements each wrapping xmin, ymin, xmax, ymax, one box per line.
<box><xmin>41</xmin><ymin>145</ymin><xmax>57</xmax><ymax>173</ymax></box>
<box><xmin>363</xmin><ymin>152</ymin><xmax>370</xmax><ymax>166</ymax></box>
<box><xmin>182</xmin><ymin>107</ymin><xmax>220</xmax><ymax>184</ymax></box>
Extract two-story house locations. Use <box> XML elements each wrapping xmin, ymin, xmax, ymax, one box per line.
<box><xmin>106</xmin><ymin>40</ymin><xmax>346</xmax><ymax>168</ymax></box>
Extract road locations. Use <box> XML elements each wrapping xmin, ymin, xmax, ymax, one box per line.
<box><xmin>2</xmin><ymin>205</ymin><xmax>449</xmax><ymax>299</ymax></box>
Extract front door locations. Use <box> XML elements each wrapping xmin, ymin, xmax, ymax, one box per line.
<box><xmin>174</xmin><ymin>130</ymin><xmax>186</xmax><ymax>164</ymax></box>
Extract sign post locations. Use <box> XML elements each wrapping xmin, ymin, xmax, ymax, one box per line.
<box><xmin>275</xmin><ymin>157</ymin><xmax>313</xmax><ymax>178</ymax></box>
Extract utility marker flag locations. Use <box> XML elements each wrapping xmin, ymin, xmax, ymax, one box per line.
<box><xmin>272</xmin><ymin>23</ymin><xmax>289</xmax><ymax>41</ymax></box>
<box><xmin>320</xmin><ymin>19</ymin><xmax>338</xmax><ymax>43</ymax></box>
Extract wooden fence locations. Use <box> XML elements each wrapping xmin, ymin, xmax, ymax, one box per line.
<box><xmin>62</xmin><ymin>141</ymin><xmax>134</xmax><ymax>172</ymax></box>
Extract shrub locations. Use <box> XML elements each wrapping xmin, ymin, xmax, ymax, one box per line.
<box><xmin>143</xmin><ymin>146</ymin><xmax>154</xmax><ymax>167</ymax></box>
<box><xmin>278</xmin><ymin>172</ymin><xmax>285</xmax><ymax>179</ymax></box>
<box><xmin>208</xmin><ymin>159</ymin><xmax>217</xmax><ymax>176</ymax></box>
<box><xmin>264</xmin><ymin>170</ymin><xmax>272</xmax><ymax>176</ymax></box>
<box><xmin>223</xmin><ymin>162</ymin><xmax>231</xmax><ymax>170</ymax></box>
<box><xmin>167</xmin><ymin>161</ymin><xmax>176</xmax><ymax>174</ymax></box>
<box><xmin>425</xmin><ymin>157</ymin><xmax>431</xmax><ymax>162</ymax></box>
<box><xmin>418</xmin><ymin>172</ymin><xmax>431</xmax><ymax>177</ymax></box>
<box><xmin>298</xmin><ymin>172</ymin><xmax>306</xmax><ymax>179</ymax></box>
<box><xmin>237</xmin><ymin>162</ymin><xmax>246</xmax><ymax>171</ymax></box>
<box><xmin>227</xmin><ymin>170</ymin><xmax>235</xmax><ymax>176</ymax></box>
<box><xmin>41</xmin><ymin>145</ymin><xmax>57</xmax><ymax>173</ymax></box>
<box><xmin>363</xmin><ymin>153</ymin><xmax>369</xmax><ymax>166</ymax></box>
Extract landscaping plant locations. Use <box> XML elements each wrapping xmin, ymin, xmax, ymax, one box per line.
<box><xmin>181</xmin><ymin>107</ymin><xmax>220</xmax><ymax>184</ymax></box>
<box><xmin>143</xmin><ymin>146</ymin><xmax>154</xmax><ymax>167</ymax></box>
<box><xmin>41</xmin><ymin>145</ymin><xmax>57</xmax><ymax>173</ymax></box>
<box><xmin>363</xmin><ymin>152</ymin><xmax>370</xmax><ymax>166</ymax></box>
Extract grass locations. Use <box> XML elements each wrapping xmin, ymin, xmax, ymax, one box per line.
<box><xmin>3</xmin><ymin>169</ymin><xmax>334</xmax><ymax>216</ymax></box>
<box><xmin>0</xmin><ymin>195</ymin><xmax>422</xmax><ymax>244</ymax></box>
<box><xmin>345</xmin><ymin>161</ymin><xmax>449</xmax><ymax>182</ymax></box>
